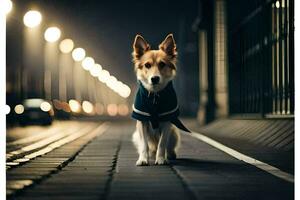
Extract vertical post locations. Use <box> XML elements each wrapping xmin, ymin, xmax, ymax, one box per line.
<box><xmin>214</xmin><ymin>0</ymin><xmax>228</xmax><ymax>118</ymax></box>
<box><xmin>73</xmin><ymin>62</ymin><xmax>82</xmax><ymax>102</ymax></box>
<box><xmin>23</xmin><ymin>27</ymin><xmax>43</xmax><ymax>98</ymax></box>
<box><xmin>197</xmin><ymin>30</ymin><xmax>208</xmax><ymax>125</ymax></box>
<box><xmin>44</xmin><ymin>42</ymin><xmax>59</xmax><ymax>101</ymax></box>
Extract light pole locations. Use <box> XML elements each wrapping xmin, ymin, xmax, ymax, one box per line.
<box><xmin>71</xmin><ymin>47</ymin><xmax>85</xmax><ymax>102</ymax></box>
<box><xmin>81</xmin><ymin>56</ymin><xmax>94</xmax><ymax>103</ymax></box>
<box><xmin>44</xmin><ymin>26</ymin><xmax>61</xmax><ymax>101</ymax></box>
<box><xmin>59</xmin><ymin>39</ymin><xmax>74</xmax><ymax>102</ymax></box>
<box><xmin>23</xmin><ymin>10</ymin><xmax>43</xmax><ymax>99</ymax></box>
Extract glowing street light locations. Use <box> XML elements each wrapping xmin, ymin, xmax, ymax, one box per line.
<box><xmin>90</xmin><ymin>63</ymin><xmax>102</xmax><ymax>77</ymax></box>
<box><xmin>98</xmin><ymin>69</ymin><xmax>110</xmax><ymax>83</ymax></box>
<box><xmin>106</xmin><ymin>75</ymin><xmax>118</xmax><ymax>89</ymax></box>
<box><xmin>118</xmin><ymin>104</ymin><xmax>129</xmax><ymax>116</ymax></box>
<box><xmin>69</xmin><ymin>99</ymin><xmax>81</xmax><ymax>113</ymax></box>
<box><xmin>107</xmin><ymin>104</ymin><xmax>118</xmax><ymax>116</ymax></box>
<box><xmin>117</xmin><ymin>83</ymin><xmax>131</xmax><ymax>98</ymax></box>
<box><xmin>59</xmin><ymin>39</ymin><xmax>74</xmax><ymax>53</ymax></box>
<box><xmin>72</xmin><ymin>48</ymin><xmax>85</xmax><ymax>61</ymax></box>
<box><xmin>23</xmin><ymin>10</ymin><xmax>42</xmax><ymax>28</ymax></box>
<box><xmin>5</xmin><ymin>0</ymin><xmax>13</xmax><ymax>15</ymax></box>
<box><xmin>81</xmin><ymin>57</ymin><xmax>95</xmax><ymax>71</ymax></box>
<box><xmin>5</xmin><ymin>105</ymin><xmax>11</xmax><ymax>115</ymax></box>
<box><xmin>82</xmin><ymin>101</ymin><xmax>94</xmax><ymax>114</ymax></box>
<box><xmin>44</xmin><ymin>27</ymin><xmax>61</xmax><ymax>43</ymax></box>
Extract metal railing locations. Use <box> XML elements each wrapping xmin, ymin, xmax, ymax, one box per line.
<box><xmin>227</xmin><ymin>0</ymin><xmax>294</xmax><ymax>117</ymax></box>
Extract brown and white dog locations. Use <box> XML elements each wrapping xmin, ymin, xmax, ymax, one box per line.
<box><xmin>131</xmin><ymin>34</ymin><xmax>181</xmax><ymax>166</ymax></box>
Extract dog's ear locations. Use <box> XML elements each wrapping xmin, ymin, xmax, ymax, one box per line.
<box><xmin>133</xmin><ymin>34</ymin><xmax>150</xmax><ymax>59</ymax></box>
<box><xmin>159</xmin><ymin>34</ymin><xmax>177</xmax><ymax>57</ymax></box>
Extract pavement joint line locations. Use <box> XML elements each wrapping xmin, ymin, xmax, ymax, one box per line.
<box><xmin>189</xmin><ymin>131</ymin><xmax>294</xmax><ymax>183</ymax></box>
<box><xmin>102</xmin><ymin>138</ymin><xmax>122</xmax><ymax>200</ymax></box>
<box><xmin>169</xmin><ymin>164</ymin><xmax>198</xmax><ymax>200</ymax></box>
<box><xmin>7</xmin><ymin>122</ymin><xmax>110</xmax><ymax>199</ymax></box>
<box><xmin>6</xmin><ymin>124</ymin><xmax>97</xmax><ymax>167</ymax></box>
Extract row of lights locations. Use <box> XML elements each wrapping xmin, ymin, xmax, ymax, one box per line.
<box><xmin>6</xmin><ymin>1</ymin><xmax>131</xmax><ymax>99</ymax></box>
<box><xmin>5</xmin><ymin>101</ymin><xmax>129</xmax><ymax>117</ymax></box>
<box><xmin>68</xmin><ymin>100</ymin><xmax>129</xmax><ymax>116</ymax></box>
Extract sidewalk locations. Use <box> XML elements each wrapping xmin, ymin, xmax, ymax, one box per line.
<box><xmin>10</xmin><ymin>121</ymin><xmax>293</xmax><ymax>200</ymax></box>
<box><xmin>185</xmin><ymin>118</ymin><xmax>294</xmax><ymax>174</ymax></box>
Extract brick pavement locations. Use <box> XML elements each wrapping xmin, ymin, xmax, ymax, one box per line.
<box><xmin>8</xmin><ymin>121</ymin><xmax>294</xmax><ymax>200</ymax></box>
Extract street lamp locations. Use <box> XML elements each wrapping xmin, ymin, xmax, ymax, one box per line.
<box><xmin>72</xmin><ymin>48</ymin><xmax>85</xmax><ymax>61</ymax></box>
<box><xmin>5</xmin><ymin>0</ymin><xmax>13</xmax><ymax>15</ymax></box>
<box><xmin>59</xmin><ymin>39</ymin><xmax>74</xmax><ymax>53</ymax></box>
<box><xmin>44</xmin><ymin>27</ymin><xmax>61</xmax><ymax>43</ymax></box>
<box><xmin>82</xmin><ymin>101</ymin><xmax>94</xmax><ymax>114</ymax></box>
<box><xmin>23</xmin><ymin>10</ymin><xmax>42</xmax><ymax>28</ymax></box>
<box><xmin>98</xmin><ymin>69</ymin><xmax>110</xmax><ymax>83</ymax></box>
<box><xmin>81</xmin><ymin>57</ymin><xmax>94</xmax><ymax>71</ymax></box>
<box><xmin>5</xmin><ymin>105</ymin><xmax>11</xmax><ymax>115</ymax></box>
<box><xmin>90</xmin><ymin>63</ymin><xmax>102</xmax><ymax>77</ymax></box>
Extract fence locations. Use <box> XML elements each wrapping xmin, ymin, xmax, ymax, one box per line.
<box><xmin>227</xmin><ymin>0</ymin><xmax>294</xmax><ymax>117</ymax></box>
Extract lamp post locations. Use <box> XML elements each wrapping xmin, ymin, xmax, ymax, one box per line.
<box><xmin>59</xmin><ymin>39</ymin><xmax>74</xmax><ymax>102</ymax></box>
<box><xmin>44</xmin><ymin>26</ymin><xmax>61</xmax><ymax>101</ymax></box>
<box><xmin>81</xmin><ymin>57</ymin><xmax>94</xmax><ymax>102</ymax></box>
<box><xmin>23</xmin><ymin>10</ymin><xmax>43</xmax><ymax>99</ymax></box>
<box><xmin>71</xmin><ymin>48</ymin><xmax>85</xmax><ymax>102</ymax></box>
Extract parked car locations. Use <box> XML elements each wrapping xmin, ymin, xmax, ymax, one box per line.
<box><xmin>17</xmin><ymin>98</ymin><xmax>54</xmax><ymax>126</ymax></box>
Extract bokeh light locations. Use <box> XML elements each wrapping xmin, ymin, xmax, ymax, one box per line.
<box><xmin>118</xmin><ymin>104</ymin><xmax>129</xmax><ymax>116</ymax></box>
<box><xmin>44</xmin><ymin>27</ymin><xmax>61</xmax><ymax>43</ymax></box>
<box><xmin>72</xmin><ymin>48</ymin><xmax>86</xmax><ymax>61</ymax></box>
<box><xmin>107</xmin><ymin>104</ymin><xmax>118</xmax><ymax>116</ymax></box>
<box><xmin>5</xmin><ymin>105</ymin><xmax>11</xmax><ymax>115</ymax></box>
<box><xmin>95</xmin><ymin>103</ymin><xmax>105</xmax><ymax>115</ymax></box>
<box><xmin>23</xmin><ymin>10</ymin><xmax>42</xmax><ymax>28</ymax></box>
<box><xmin>82</xmin><ymin>101</ymin><xmax>94</xmax><ymax>114</ymax></box>
<box><xmin>14</xmin><ymin>104</ymin><xmax>24</xmax><ymax>114</ymax></box>
<box><xmin>40</xmin><ymin>101</ymin><xmax>51</xmax><ymax>112</ymax></box>
<box><xmin>98</xmin><ymin>70</ymin><xmax>110</xmax><ymax>83</ymax></box>
<box><xmin>90</xmin><ymin>63</ymin><xmax>102</xmax><ymax>77</ymax></box>
<box><xmin>59</xmin><ymin>39</ymin><xmax>74</xmax><ymax>53</ymax></box>
<box><xmin>5</xmin><ymin>0</ymin><xmax>13</xmax><ymax>15</ymax></box>
<box><xmin>69</xmin><ymin>99</ymin><xmax>81</xmax><ymax>113</ymax></box>
<box><xmin>82</xmin><ymin>57</ymin><xmax>95</xmax><ymax>71</ymax></box>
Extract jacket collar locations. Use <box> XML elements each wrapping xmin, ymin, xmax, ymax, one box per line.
<box><xmin>138</xmin><ymin>80</ymin><xmax>173</xmax><ymax>98</ymax></box>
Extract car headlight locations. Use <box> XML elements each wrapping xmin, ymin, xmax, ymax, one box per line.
<box><xmin>40</xmin><ymin>102</ymin><xmax>51</xmax><ymax>112</ymax></box>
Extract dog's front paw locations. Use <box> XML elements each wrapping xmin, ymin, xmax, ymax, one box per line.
<box><xmin>155</xmin><ymin>157</ymin><xmax>169</xmax><ymax>165</ymax></box>
<box><xmin>136</xmin><ymin>158</ymin><xmax>149</xmax><ymax>166</ymax></box>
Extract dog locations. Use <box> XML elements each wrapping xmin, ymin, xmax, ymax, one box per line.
<box><xmin>131</xmin><ymin>34</ymin><xmax>189</xmax><ymax>166</ymax></box>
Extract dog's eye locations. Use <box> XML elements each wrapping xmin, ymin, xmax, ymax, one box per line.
<box><xmin>158</xmin><ymin>61</ymin><xmax>166</xmax><ymax>68</ymax></box>
<box><xmin>144</xmin><ymin>63</ymin><xmax>151</xmax><ymax>69</ymax></box>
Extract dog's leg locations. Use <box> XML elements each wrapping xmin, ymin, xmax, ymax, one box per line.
<box><xmin>166</xmin><ymin>126</ymin><xmax>180</xmax><ymax>160</ymax></box>
<box><xmin>155</xmin><ymin>122</ymin><xmax>172</xmax><ymax>165</ymax></box>
<box><xmin>134</xmin><ymin>121</ymin><xmax>149</xmax><ymax>166</ymax></box>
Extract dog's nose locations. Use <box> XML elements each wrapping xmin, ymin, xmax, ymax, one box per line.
<box><xmin>151</xmin><ymin>76</ymin><xmax>160</xmax><ymax>85</ymax></box>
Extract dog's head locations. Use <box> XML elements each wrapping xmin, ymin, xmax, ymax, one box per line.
<box><xmin>132</xmin><ymin>34</ymin><xmax>177</xmax><ymax>92</ymax></box>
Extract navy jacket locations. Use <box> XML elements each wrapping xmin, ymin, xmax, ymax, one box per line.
<box><xmin>132</xmin><ymin>81</ymin><xmax>190</xmax><ymax>132</ymax></box>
